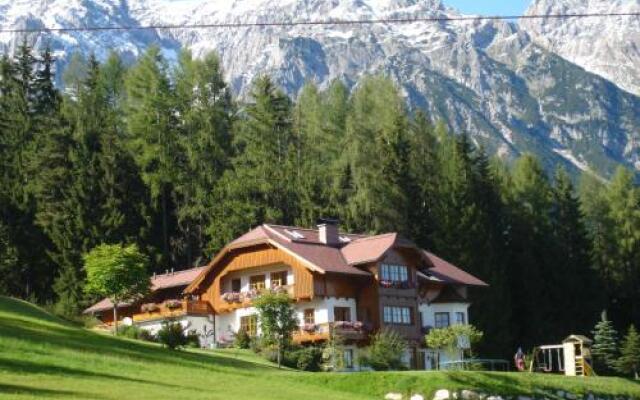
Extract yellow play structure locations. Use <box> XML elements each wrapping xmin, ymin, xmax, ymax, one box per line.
<box><xmin>529</xmin><ymin>335</ymin><xmax>595</xmax><ymax>377</ymax></box>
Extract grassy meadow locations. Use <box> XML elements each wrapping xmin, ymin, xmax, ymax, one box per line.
<box><xmin>0</xmin><ymin>296</ymin><xmax>638</xmax><ymax>400</ymax></box>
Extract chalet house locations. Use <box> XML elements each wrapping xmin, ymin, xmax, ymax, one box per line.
<box><xmin>86</xmin><ymin>221</ymin><xmax>487</xmax><ymax>370</ymax></box>
<box><xmin>84</xmin><ymin>267</ymin><xmax>212</xmax><ymax>336</ymax></box>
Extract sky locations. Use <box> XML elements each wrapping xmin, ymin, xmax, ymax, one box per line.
<box><xmin>444</xmin><ymin>0</ymin><xmax>531</xmax><ymax>16</ymax></box>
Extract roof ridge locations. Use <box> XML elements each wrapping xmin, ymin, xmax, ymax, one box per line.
<box><xmin>348</xmin><ymin>232</ymin><xmax>397</xmax><ymax>243</ymax></box>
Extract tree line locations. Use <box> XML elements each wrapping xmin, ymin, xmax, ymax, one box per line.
<box><xmin>1</xmin><ymin>43</ymin><xmax>639</xmax><ymax>357</ymax></box>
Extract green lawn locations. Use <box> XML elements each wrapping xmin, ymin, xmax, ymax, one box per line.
<box><xmin>0</xmin><ymin>296</ymin><xmax>637</xmax><ymax>400</ymax></box>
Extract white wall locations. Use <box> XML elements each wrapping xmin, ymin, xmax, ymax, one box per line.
<box><xmin>419</xmin><ymin>302</ymin><xmax>470</xmax><ymax>328</ymax></box>
<box><xmin>136</xmin><ymin>315</ymin><xmax>214</xmax><ymax>347</ymax></box>
<box><xmin>213</xmin><ymin>297</ymin><xmax>358</xmax><ymax>344</ymax></box>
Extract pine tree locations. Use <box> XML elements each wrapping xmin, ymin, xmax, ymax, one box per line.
<box><xmin>173</xmin><ymin>50</ymin><xmax>233</xmax><ymax>263</ymax></box>
<box><xmin>210</xmin><ymin>76</ymin><xmax>296</xmax><ymax>249</ymax></box>
<box><xmin>550</xmin><ymin>168</ymin><xmax>601</xmax><ymax>333</ymax></box>
<box><xmin>125</xmin><ymin>46</ymin><xmax>179</xmax><ymax>266</ymax></box>
<box><xmin>336</xmin><ymin>76</ymin><xmax>409</xmax><ymax>233</ymax></box>
<box><xmin>504</xmin><ymin>154</ymin><xmax>555</xmax><ymax>347</ymax></box>
<box><xmin>616</xmin><ymin>325</ymin><xmax>640</xmax><ymax>379</ymax></box>
<box><xmin>591</xmin><ymin>310</ymin><xmax>619</xmax><ymax>374</ymax></box>
<box><xmin>0</xmin><ymin>218</ymin><xmax>19</xmax><ymax>296</ymax></box>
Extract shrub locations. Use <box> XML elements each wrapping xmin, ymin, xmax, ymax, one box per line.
<box><xmin>118</xmin><ymin>324</ymin><xmax>142</xmax><ymax>339</ymax></box>
<box><xmin>117</xmin><ymin>324</ymin><xmax>156</xmax><ymax>342</ymax></box>
<box><xmin>294</xmin><ymin>347</ymin><xmax>323</xmax><ymax>371</ymax></box>
<box><xmin>360</xmin><ymin>329</ymin><xmax>407</xmax><ymax>371</ymax></box>
<box><xmin>186</xmin><ymin>330</ymin><xmax>201</xmax><ymax>348</ymax></box>
<box><xmin>234</xmin><ymin>329</ymin><xmax>252</xmax><ymax>349</ymax></box>
<box><xmin>157</xmin><ymin>321</ymin><xmax>187</xmax><ymax>350</ymax></box>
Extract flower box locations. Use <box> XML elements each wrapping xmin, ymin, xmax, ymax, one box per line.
<box><xmin>165</xmin><ymin>299</ymin><xmax>182</xmax><ymax>310</ymax></box>
<box><xmin>221</xmin><ymin>292</ymin><xmax>243</xmax><ymax>303</ymax></box>
<box><xmin>302</xmin><ymin>323</ymin><xmax>316</xmax><ymax>333</ymax></box>
<box><xmin>141</xmin><ymin>303</ymin><xmax>159</xmax><ymax>313</ymax></box>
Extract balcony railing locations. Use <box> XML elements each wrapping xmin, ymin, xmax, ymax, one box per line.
<box><xmin>218</xmin><ymin>285</ymin><xmax>295</xmax><ymax>311</ymax></box>
<box><xmin>132</xmin><ymin>299</ymin><xmax>210</xmax><ymax>322</ymax></box>
<box><xmin>293</xmin><ymin>321</ymin><xmax>371</xmax><ymax>344</ymax></box>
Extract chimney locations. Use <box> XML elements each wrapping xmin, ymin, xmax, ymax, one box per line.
<box><xmin>318</xmin><ymin>218</ymin><xmax>340</xmax><ymax>246</ymax></box>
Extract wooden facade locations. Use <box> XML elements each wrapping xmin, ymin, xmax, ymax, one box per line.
<box><xmin>196</xmin><ymin>244</ymin><xmax>316</xmax><ymax>313</ymax></box>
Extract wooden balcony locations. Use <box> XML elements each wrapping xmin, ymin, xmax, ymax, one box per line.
<box><xmin>292</xmin><ymin>322</ymin><xmax>369</xmax><ymax>344</ymax></box>
<box><xmin>132</xmin><ymin>300</ymin><xmax>211</xmax><ymax>323</ymax></box>
<box><xmin>216</xmin><ymin>285</ymin><xmax>294</xmax><ymax>313</ymax></box>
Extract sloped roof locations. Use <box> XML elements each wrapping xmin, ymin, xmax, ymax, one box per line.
<box><xmin>84</xmin><ymin>266</ymin><xmax>206</xmax><ymax>314</ymax></box>
<box><xmin>186</xmin><ymin>224</ymin><xmax>487</xmax><ymax>293</ymax></box>
<box><xmin>423</xmin><ymin>251</ymin><xmax>488</xmax><ymax>287</ymax></box>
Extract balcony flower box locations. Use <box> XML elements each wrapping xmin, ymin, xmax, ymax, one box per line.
<box><xmin>140</xmin><ymin>303</ymin><xmax>159</xmax><ymax>313</ymax></box>
<box><xmin>334</xmin><ymin>321</ymin><xmax>355</xmax><ymax>330</ymax></box>
<box><xmin>271</xmin><ymin>285</ymin><xmax>288</xmax><ymax>295</ymax></box>
<box><xmin>379</xmin><ymin>280</ymin><xmax>393</xmax><ymax>288</ymax></box>
<box><xmin>221</xmin><ymin>292</ymin><xmax>243</xmax><ymax>303</ymax></box>
<box><xmin>165</xmin><ymin>299</ymin><xmax>182</xmax><ymax>310</ymax></box>
<box><xmin>302</xmin><ymin>323</ymin><xmax>316</xmax><ymax>333</ymax></box>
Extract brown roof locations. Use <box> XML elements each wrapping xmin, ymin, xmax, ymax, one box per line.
<box><xmin>84</xmin><ymin>266</ymin><xmax>206</xmax><ymax>314</ymax></box>
<box><xmin>186</xmin><ymin>224</ymin><xmax>487</xmax><ymax>293</ymax></box>
<box><xmin>423</xmin><ymin>251</ymin><xmax>488</xmax><ymax>287</ymax></box>
<box><xmin>430</xmin><ymin>286</ymin><xmax>469</xmax><ymax>304</ymax></box>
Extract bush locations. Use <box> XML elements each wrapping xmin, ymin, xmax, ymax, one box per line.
<box><xmin>117</xmin><ymin>324</ymin><xmax>156</xmax><ymax>342</ymax></box>
<box><xmin>118</xmin><ymin>324</ymin><xmax>142</xmax><ymax>339</ymax></box>
<box><xmin>157</xmin><ymin>321</ymin><xmax>187</xmax><ymax>350</ymax></box>
<box><xmin>234</xmin><ymin>329</ymin><xmax>252</xmax><ymax>349</ymax></box>
<box><xmin>294</xmin><ymin>347</ymin><xmax>323</xmax><ymax>371</ymax></box>
<box><xmin>186</xmin><ymin>330</ymin><xmax>201</xmax><ymax>348</ymax></box>
<box><xmin>360</xmin><ymin>329</ymin><xmax>407</xmax><ymax>371</ymax></box>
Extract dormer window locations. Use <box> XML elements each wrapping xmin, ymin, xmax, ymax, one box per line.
<box><xmin>380</xmin><ymin>264</ymin><xmax>409</xmax><ymax>283</ymax></box>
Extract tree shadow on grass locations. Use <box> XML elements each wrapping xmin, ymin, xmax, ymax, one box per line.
<box><xmin>0</xmin><ymin>315</ymin><xmax>282</xmax><ymax>377</ymax></box>
<box><xmin>0</xmin><ymin>383</ymin><xmax>108</xmax><ymax>399</ymax></box>
<box><xmin>0</xmin><ymin>357</ymin><xmax>184</xmax><ymax>389</ymax></box>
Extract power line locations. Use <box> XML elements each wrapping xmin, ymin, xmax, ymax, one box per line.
<box><xmin>0</xmin><ymin>12</ymin><xmax>639</xmax><ymax>34</ymax></box>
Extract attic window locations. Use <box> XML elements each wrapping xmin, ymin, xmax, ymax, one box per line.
<box><xmin>284</xmin><ymin>229</ymin><xmax>305</xmax><ymax>239</ymax></box>
<box><xmin>339</xmin><ymin>236</ymin><xmax>351</xmax><ymax>243</ymax></box>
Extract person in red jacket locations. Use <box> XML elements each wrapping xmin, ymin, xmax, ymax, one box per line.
<box><xmin>514</xmin><ymin>347</ymin><xmax>526</xmax><ymax>371</ymax></box>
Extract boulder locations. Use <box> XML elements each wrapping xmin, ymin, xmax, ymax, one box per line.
<box><xmin>434</xmin><ymin>389</ymin><xmax>451</xmax><ymax>400</ymax></box>
<box><xmin>385</xmin><ymin>393</ymin><xmax>403</xmax><ymax>400</ymax></box>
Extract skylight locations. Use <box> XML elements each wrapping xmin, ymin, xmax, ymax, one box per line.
<box><xmin>284</xmin><ymin>229</ymin><xmax>305</xmax><ymax>239</ymax></box>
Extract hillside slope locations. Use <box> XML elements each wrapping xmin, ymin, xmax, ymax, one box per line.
<box><xmin>0</xmin><ymin>297</ymin><xmax>638</xmax><ymax>400</ymax></box>
<box><xmin>0</xmin><ymin>0</ymin><xmax>639</xmax><ymax>177</ymax></box>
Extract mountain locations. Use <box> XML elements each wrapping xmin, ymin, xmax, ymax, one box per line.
<box><xmin>521</xmin><ymin>0</ymin><xmax>640</xmax><ymax>97</ymax></box>
<box><xmin>0</xmin><ymin>0</ymin><xmax>638</xmax><ymax>178</ymax></box>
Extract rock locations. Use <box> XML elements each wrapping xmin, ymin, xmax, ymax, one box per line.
<box><xmin>385</xmin><ymin>393</ymin><xmax>403</xmax><ymax>400</ymax></box>
<box><xmin>461</xmin><ymin>390</ymin><xmax>480</xmax><ymax>400</ymax></box>
<box><xmin>517</xmin><ymin>396</ymin><xmax>531</xmax><ymax>400</ymax></box>
<box><xmin>434</xmin><ymin>390</ymin><xmax>451</xmax><ymax>400</ymax></box>
<box><xmin>486</xmin><ymin>396</ymin><xmax>503</xmax><ymax>400</ymax></box>
<box><xmin>411</xmin><ymin>395</ymin><xmax>425</xmax><ymax>400</ymax></box>
<box><xmin>556</xmin><ymin>391</ymin><xmax>565</xmax><ymax>398</ymax></box>
<box><xmin>565</xmin><ymin>394</ymin><xmax>576</xmax><ymax>400</ymax></box>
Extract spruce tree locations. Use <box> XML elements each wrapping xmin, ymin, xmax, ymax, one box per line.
<box><xmin>336</xmin><ymin>76</ymin><xmax>409</xmax><ymax>233</ymax></box>
<box><xmin>616</xmin><ymin>325</ymin><xmax>640</xmax><ymax>379</ymax></box>
<box><xmin>550</xmin><ymin>168</ymin><xmax>601</xmax><ymax>333</ymax></box>
<box><xmin>125</xmin><ymin>46</ymin><xmax>179</xmax><ymax>266</ymax></box>
<box><xmin>173</xmin><ymin>50</ymin><xmax>233</xmax><ymax>263</ymax></box>
<box><xmin>591</xmin><ymin>310</ymin><xmax>619</xmax><ymax>374</ymax></box>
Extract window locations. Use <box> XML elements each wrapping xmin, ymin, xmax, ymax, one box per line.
<box><xmin>250</xmin><ymin>275</ymin><xmax>266</xmax><ymax>291</ymax></box>
<box><xmin>380</xmin><ymin>264</ymin><xmax>409</xmax><ymax>283</ymax></box>
<box><xmin>383</xmin><ymin>306</ymin><xmax>412</xmax><ymax>325</ymax></box>
<box><xmin>304</xmin><ymin>309</ymin><xmax>315</xmax><ymax>325</ymax></box>
<box><xmin>270</xmin><ymin>271</ymin><xmax>288</xmax><ymax>287</ymax></box>
<box><xmin>343</xmin><ymin>349</ymin><xmax>354</xmax><ymax>368</ymax></box>
<box><xmin>240</xmin><ymin>315</ymin><xmax>258</xmax><ymax>337</ymax></box>
<box><xmin>231</xmin><ymin>278</ymin><xmax>241</xmax><ymax>292</ymax></box>
<box><xmin>435</xmin><ymin>312</ymin><xmax>450</xmax><ymax>328</ymax></box>
<box><xmin>455</xmin><ymin>312</ymin><xmax>466</xmax><ymax>325</ymax></box>
<box><xmin>334</xmin><ymin>307</ymin><xmax>351</xmax><ymax>322</ymax></box>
